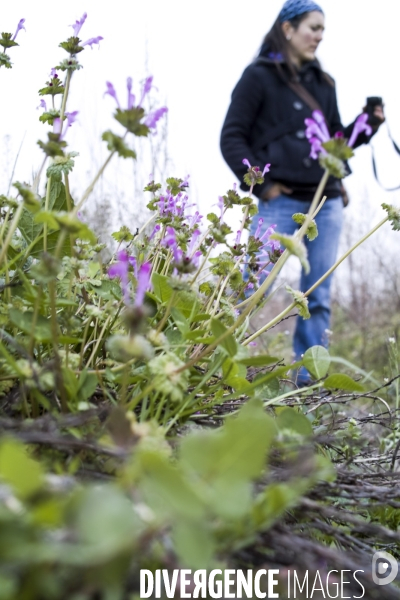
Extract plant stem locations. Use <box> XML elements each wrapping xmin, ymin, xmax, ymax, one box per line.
<box><xmin>304</xmin><ymin>216</ymin><xmax>389</xmax><ymax>299</ymax></box>
<box><xmin>74</xmin><ymin>151</ymin><xmax>116</xmax><ymax>213</ymax></box>
<box><xmin>0</xmin><ymin>203</ymin><xmax>23</xmax><ymax>265</ymax></box>
<box><xmin>43</xmin><ymin>175</ymin><xmax>52</xmax><ymax>253</ymax></box>
<box><xmin>174</xmin><ymin>170</ymin><xmax>330</xmax><ymax>374</ymax></box>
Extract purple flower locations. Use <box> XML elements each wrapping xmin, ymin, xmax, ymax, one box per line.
<box><xmin>242</xmin><ymin>159</ymin><xmax>270</xmax><ymax>177</ymax></box>
<box><xmin>104</xmin><ymin>82</ymin><xmax>120</xmax><ymax>108</ymax></box>
<box><xmin>348</xmin><ymin>113</ymin><xmax>373</xmax><ymax>148</ymax></box>
<box><xmin>65</xmin><ymin>110</ymin><xmax>79</xmax><ymax>128</ymax></box>
<box><xmin>127</xmin><ymin>77</ymin><xmax>136</xmax><ymax>109</ymax></box>
<box><xmin>254</xmin><ymin>218</ymin><xmax>264</xmax><ymax>239</ymax></box>
<box><xmin>144</xmin><ymin>106</ymin><xmax>168</xmax><ymax>129</ymax></box>
<box><xmin>262</xmin><ymin>163</ymin><xmax>271</xmax><ymax>176</ymax></box>
<box><xmin>149</xmin><ymin>224</ymin><xmax>161</xmax><ymax>241</ymax></box>
<box><xmin>108</xmin><ymin>251</ymin><xmax>130</xmax><ymax>304</ymax></box>
<box><xmin>305</xmin><ymin>111</ymin><xmax>330</xmax><ymax>145</ymax></box>
<box><xmin>134</xmin><ymin>262</ymin><xmax>152</xmax><ymax>307</ymax></box>
<box><xmin>53</xmin><ymin>118</ymin><xmax>62</xmax><ymax>135</ymax></box>
<box><xmin>82</xmin><ymin>36</ymin><xmax>103</xmax><ymax>49</ymax></box>
<box><xmin>242</xmin><ymin>158</ymin><xmax>251</xmax><ymax>169</ymax></box>
<box><xmin>138</xmin><ymin>76</ymin><xmax>153</xmax><ymax>107</ymax></box>
<box><xmin>53</xmin><ymin>111</ymin><xmax>79</xmax><ymax>140</ymax></box>
<box><xmin>216</xmin><ymin>196</ymin><xmax>224</xmax><ymax>222</ymax></box>
<box><xmin>309</xmin><ymin>136</ymin><xmax>325</xmax><ymax>160</ymax></box>
<box><xmin>187</xmin><ymin>229</ymin><xmax>201</xmax><ymax>256</ymax></box>
<box><xmin>128</xmin><ymin>256</ymin><xmax>138</xmax><ymax>278</ymax></box>
<box><xmin>162</xmin><ymin>227</ymin><xmax>182</xmax><ymax>263</ymax></box>
<box><xmin>12</xmin><ymin>18</ymin><xmax>26</xmax><ymax>41</ymax></box>
<box><xmin>70</xmin><ymin>13</ymin><xmax>87</xmax><ymax>37</ymax></box>
<box><xmin>49</xmin><ymin>68</ymin><xmax>58</xmax><ymax>78</ymax></box>
<box><xmin>234</xmin><ymin>230</ymin><xmax>242</xmax><ymax>246</ymax></box>
<box><xmin>37</xmin><ymin>99</ymin><xmax>47</xmax><ymax>111</ymax></box>
<box><xmin>188</xmin><ymin>211</ymin><xmax>203</xmax><ymax>228</ymax></box>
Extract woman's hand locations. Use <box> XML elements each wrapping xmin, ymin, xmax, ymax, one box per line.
<box><xmin>363</xmin><ymin>104</ymin><xmax>385</xmax><ymax>132</ymax></box>
<box><xmin>263</xmin><ymin>182</ymin><xmax>293</xmax><ymax>200</ymax></box>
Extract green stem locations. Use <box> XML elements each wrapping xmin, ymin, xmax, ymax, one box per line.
<box><xmin>156</xmin><ymin>291</ymin><xmax>176</xmax><ymax>334</ymax></box>
<box><xmin>243</xmin><ymin>301</ymin><xmax>296</xmax><ymax>346</ymax></box>
<box><xmin>74</xmin><ymin>151</ymin><xmax>116</xmax><ymax>213</ymax></box>
<box><xmin>305</xmin><ymin>216</ymin><xmax>389</xmax><ymax>299</ymax></box>
<box><xmin>43</xmin><ymin>175</ymin><xmax>52</xmax><ymax>253</ymax></box>
<box><xmin>0</xmin><ymin>203</ymin><xmax>23</xmax><ymax>265</ymax></box>
<box><xmin>243</xmin><ymin>216</ymin><xmax>389</xmax><ymax>346</ymax></box>
<box><xmin>174</xmin><ymin>171</ymin><xmax>330</xmax><ymax>374</ymax></box>
<box><xmin>59</xmin><ymin>70</ymin><xmax>72</xmax><ymax>125</ymax></box>
<box><xmin>86</xmin><ymin>315</ymin><xmax>112</xmax><ymax>368</ymax></box>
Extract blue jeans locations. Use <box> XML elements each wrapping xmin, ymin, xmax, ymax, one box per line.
<box><xmin>249</xmin><ymin>194</ymin><xmax>343</xmax><ymax>371</ymax></box>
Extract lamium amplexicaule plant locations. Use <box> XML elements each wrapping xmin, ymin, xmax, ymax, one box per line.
<box><xmin>1</xmin><ymin>13</ymin><xmax>400</xmax><ymax>599</ymax></box>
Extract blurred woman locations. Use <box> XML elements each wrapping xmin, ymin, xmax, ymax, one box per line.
<box><xmin>220</xmin><ymin>0</ymin><xmax>384</xmax><ymax>384</ymax></box>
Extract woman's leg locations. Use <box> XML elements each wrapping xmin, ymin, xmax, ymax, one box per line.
<box><xmin>294</xmin><ymin>197</ymin><xmax>343</xmax><ymax>361</ymax></box>
<box><xmin>250</xmin><ymin>195</ymin><xmax>343</xmax><ymax>382</ymax></box>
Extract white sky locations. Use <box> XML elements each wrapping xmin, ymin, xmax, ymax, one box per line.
<box><xmin>1</xmin><ymin>0</ymin><xmax>400</xmax><ymax>238</ymax></box>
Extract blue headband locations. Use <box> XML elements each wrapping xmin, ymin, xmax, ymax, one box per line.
<box><xmin>279</xmin><ymin>0</ymin><xmax>323</xmax><ymax>22</ymax></box>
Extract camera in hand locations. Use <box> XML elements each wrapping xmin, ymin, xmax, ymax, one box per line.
<box><xmin>366</xmin><ymin>96</ymin><xmax>383</xmax><ymax>126</ymax></box>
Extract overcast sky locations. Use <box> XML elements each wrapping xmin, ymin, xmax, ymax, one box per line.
<box><xmin>1</xmin><ymin>0</ymin><xmax>400</xmax><ymax>237</ymax></box>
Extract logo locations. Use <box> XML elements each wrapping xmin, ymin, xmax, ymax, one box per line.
<box><xmin>372</xmin><ymin>551</ymin><xmax>398</xmax><ymax>586</ymax></box>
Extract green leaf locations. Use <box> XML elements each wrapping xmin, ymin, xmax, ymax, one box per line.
<box><xmin>303</xmin><ymin>346</ymin><xmax>331</xmax><ymax>379</ymax></box>
<box><xmin>77</xmin><ymin>370</ymin><xmax>98</xmax><ymax>402</ymax></box>
<box><xmin>114</xmin><ymin>107</ymin><xmax>149</xmax><ymax>136</ymax></box>
<box><xmin>0</xmin><ymin>439</ymin><xmax>44</xmax><ymax>499</ymax></box>
<box><xmin>324</xmin><ymin>373</ymin><xmax>365</xmax><ymax>392</ymax></box>
<box><xmin>285</xmin><ymin>286</ymin><xmax>310</xmax><ymax>319</ymax></box>
<box><xmin>276</xmin><ymin>408</ymin><xmax>312</xmax><ymax>436</ymax></box>
<box><xmin>173</xmin><ymin>522</ymin><xmax>215</xmax><ymax>570</ymax></box>
<box><xmin>139</xmin><ymin>450</ymin><xmax>206</xmax><ymax>520</ymax></box>
<box><xmin>322</xmin><ymin>137</ymin><xmax>354</xmax><ymax>160</ymax></box>
<box><xmin>9</xmin><ymin>308</ymin><xmax>52</xmax><ymax>342</ymax></box>
<box><xmin>210</xmin><ymin>318</ymin><xmax>237</xmax><ymax>357</ymax></box>
<box><xmin>102</xmin><ymin>130</ymin><xmax>136</xmax><ymax>159</ymax></box>
<box><xmin>111</xmin><ymin>226</ymin><xmax>134</xmax><ymax>242</ymax></box>
<box><xmin>237</xmin><ymin>355</ymin><xmax>280</xmax><ymax>367</ymax></box>
<box><xmin>270</xmin><ymin>233</ymin><xmax>310</xmax><ymax>274</ymax></box>
<box><xmin>180</xmin><ymin>399</ymin><xmax>275</xmax><ymax>483</ymax></box>
<box><xmin>382</xmin><ymin>203</ymin><xmax>400</xmax><ymax>231</ymax></box>
<box><xmin>292</xmin><ymin>213</ymin><xmax>318</xmax><ymax>241</ymax></box>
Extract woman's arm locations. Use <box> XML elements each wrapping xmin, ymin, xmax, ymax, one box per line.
<box><xmin>329</xmin><ymin>85</ymin><xmax>384</xmax><ymax>148</ymax></box>
<box><xmin>220</xmin><ymin>66</ymin><xmax>273</xmax><ymax>198</ymax></box>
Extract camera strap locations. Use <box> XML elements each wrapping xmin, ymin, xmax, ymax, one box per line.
<box><xmin>370</xmin><ymin>124</ymin><xmax>400</xmax><ymax>191</ymax></box>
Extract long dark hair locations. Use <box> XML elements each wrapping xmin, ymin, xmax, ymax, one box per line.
<box><xmin>261</xmin><ymin>13</ymin><xmax>334</xmax><ymax>86</ymax></box>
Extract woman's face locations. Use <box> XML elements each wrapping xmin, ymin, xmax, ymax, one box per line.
<box><xmin>285</xmin><ymin>11</ymin><xmax>325</xmax><ymax>65</ymax></box>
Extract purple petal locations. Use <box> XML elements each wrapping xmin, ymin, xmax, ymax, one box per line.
<box><xmin>348</xmin><ymin>113</ymin><xmax>373</xmax><ymax>148</ymax></box>
<box><xmin>138</xmin><ymin>76</ymin><xmax>153</xmax><ymax>107</ymax></box>
<box><xmin>242</xmin><ymin>158</ymin><xmax>251</xmax><ymax>169</ymax></box>
<box><xmin>254</xmin><ymin>218</ymin><xmax>264</xmax><ymax>239</ymax></box>
<box><xmin>144</xmin><ymin>106</ymin><xmax>168</xmax><ymax>129</ymax></box>
<box><xmin>104</xmin><ymin>82</ymin><xmax>120</xmax><ymax>108</ymax></box>
<box><xmin>53</xmin><ymin>118</ymin><xmax>62</xmax><ymax>135</ymax></box>
<box><xmin>82</xmin><ymin>36</ymin><xmax>103</xmax><ymax>49</ymax></box>
<box><xmin>12</xmin><ymin>18</ymin><xmax>26</xmax><ymax>41</ymax></box>
<box><xmin>37</xmin><ymin>99</ymin><xmax>47</xmax><ymax>111</ymax></box>
<box><xmin>311</xmin><ymin>110</ymin><xmax>330</xmax><ymax>140</ymax></box>
<box><xmin>126</xmin><ymin>77</ymin><xmax>136</xmax><ymax>109</ymax></box>
<box><xmin>65</xmin><ymin>110</ymin><xmax>79</xmax><ymax>128</ymax></box>
<box><xmin>262</xmin><ymin>163</ymin><xmax>271</xmax><ymax>176</ymax></box>
<box><xmin>49</xmin><ymin>68</ymin><xmax>58</xmax><ymax>78</ymax></box>
<box><xmin>234</xmin><ymin>230</ymin><xmax>242</xmax><ymax>245</ymax></box>
<box><xmin>128</xmin><ymin>256</ymin><xmax>138</xmax><ymax>278</ymax></box>
<box><xmin>70</xmin><ymin>13</ymin><xmax>87</xmax><ymax>37</ymax></box>
<box><xmin>187</xmin><ymin>229</ymin><xmax>201</xmax><ymax>256</ymax></box>
<box><xmin>134</xmin><ymin>262</ymin><xmax>152</xmax><ymax>307</ymax></box>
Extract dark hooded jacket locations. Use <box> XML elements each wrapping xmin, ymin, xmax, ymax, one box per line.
<box><xmin>220</xmin><ymin>54</ymin><xmax>374</xmax><ymax>200</ymax></box>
